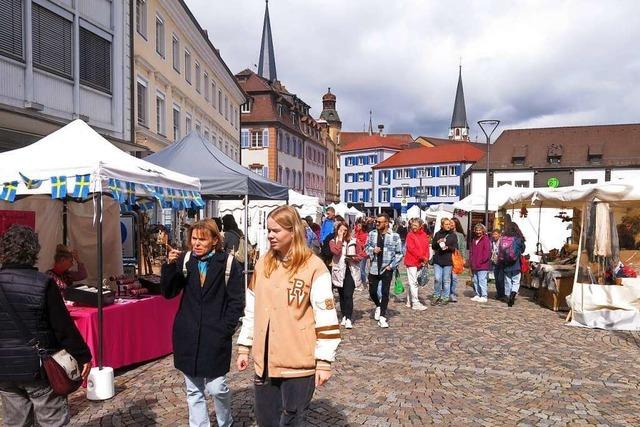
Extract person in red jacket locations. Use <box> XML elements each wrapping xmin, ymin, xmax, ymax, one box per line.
<box><xmin>404</xmin><ymin>218</ymin><xmax>430</xmax><ymax>310</ymax></box>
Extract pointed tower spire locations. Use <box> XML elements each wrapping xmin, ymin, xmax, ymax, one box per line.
<box><xmin>258</xmin><ymin>0</ymin><xmax>277</xmax><ymax>81</ymax></box>
<box><xmin>449</xmin><ymin>65</ymin><xmax>470</xmax><ymax>141</ymax></box>
<box><xmin>368</xmin><ymin>110</ymin><xmax>373</xmax><ymax>136</ymax></box>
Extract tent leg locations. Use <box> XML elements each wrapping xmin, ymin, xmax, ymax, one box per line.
<box><xmin>62</xmin><ymin>200</ymin><xmax>68</xmax><ymax>246</ymax></box>
<box><xmin>95</xmin><ymin>192</ymin><xmax>104</xmax><ymax>370</ymax></box>
<box><xmin>244</xmin><ymin>195</ymin><xmax>249</xmax><ymax>290</ymax></box>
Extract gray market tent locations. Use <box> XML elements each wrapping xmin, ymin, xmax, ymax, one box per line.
<box><xmin>145</xmin><ymin>131</ymin><xmax>288</xmax><ymax>200</ymax></box>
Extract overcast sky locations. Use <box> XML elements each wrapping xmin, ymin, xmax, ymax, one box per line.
<box><xmin>185</xmin><ymin>0</ymin><xmax>640</xmax><ymax>140</ymax></box>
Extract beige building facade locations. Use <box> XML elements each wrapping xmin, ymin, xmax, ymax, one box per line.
<box><xmin>133</xmin><ymin>0</ymin><xmax>244</xmax><ymax>158</ymax></box>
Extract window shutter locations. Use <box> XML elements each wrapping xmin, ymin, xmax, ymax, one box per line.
<box><xmin>378</xmin><ymin>188</ymin><xmax>382</xmax><ymax>202</ymax></box>
<box><xmin>456</xmin><ymin>165</ymin><xmax>461</xmax><ymax>176</ymax></box>
<box><xmin>456</xmin><ymin>185</ymin><xmax>460</xmax><ymax>196</ymax></box>
<box><xmin>434</xmin><ymin>167</ymin><xmax>439</xmax><ymax>177</ymax></box>
<box><xmin>80</xmin><ymin>27</ymin><xmax>112</xmax><ymax>93</ymax></box>
<box><xmin>434</xmin><ymin>187</ymin><xmax>439</xmax><ymax>196</ymax></box>
<box><xmin>32</xmin><ymin>4</ymin><xmax>72</xmax><ymax>78</ymax></box>
<box><xmin>262</xmin><ymin>129</ymin><xmax>269</xmax><ymax>147</ymax></box>
<box><xmin>240</xmin><ymin>130</ymin><xmax>249</xmax><ymax>148</ymax></box>
<box><xmin>0</xmin><ymin>0</ymin><xmax>23</xmax><ymax>61</ymax></box>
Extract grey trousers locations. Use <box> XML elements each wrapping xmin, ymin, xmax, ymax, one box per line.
<box><xmin>0</xmin><ymin>380</ymin><xmax>70</xmax><ymax>427</ymax></box>
<box><xmin>254</xmin><ymin>374</ymin><xmax>315</xmax><ymax>427</ymax></box>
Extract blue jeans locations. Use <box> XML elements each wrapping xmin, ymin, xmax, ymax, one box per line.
<box><xmin>451</xmin><ymin>272</ymin><xmax>458</xmax><ymax>296</ymax></box>
<box><xmin>504</xmin><ymin>271</ymin><xmax>521</xmax><ymax>295</ymax></box>
<box><xmin>433</xmin><ymin>264</ymin><xmax>452</xmax><ymax>299</ymax></box>
<box><xmin>359</xmin><ymin>258</ymin><xmax>368</xmax><ymax>286</ymax></box>
<box><xmin>472</xmin><ymin>270</ymin><xmax>489</xmax><ymax>298</ymax></box>
<box><xmin>184</xmin><ymin>374</ymin><xmax>233</xmax><ymax>427</ymax></box>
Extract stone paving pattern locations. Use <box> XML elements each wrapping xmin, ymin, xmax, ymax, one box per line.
<box><xmin>3</xmin><ymin>273</ymin><xmax>640</xmax><ymax>426</ymax></box>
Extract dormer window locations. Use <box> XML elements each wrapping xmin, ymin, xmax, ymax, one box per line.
<box><xmin>512</xmin><ymin>145</ymin><xmax>527</xmax><ymax>166</ymax></box>
<box><xmin>547</xmin><ymin>144</ymin><xmax>563</xmax><ymax>164</ymax></box>
<box><xmin>588</xmin><ymin>144</ymin><xmax>603</xmax><ymax>164</ymax></box>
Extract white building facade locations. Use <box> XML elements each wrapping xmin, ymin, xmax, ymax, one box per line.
<box><xmin>0</xmin><ymin>0</ymin><xmax>136</xmax><ymax>151</ymax></box>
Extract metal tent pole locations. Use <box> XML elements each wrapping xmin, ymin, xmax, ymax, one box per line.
<box><xmin>244</xmin><ymin>194</ymin><xmax>249</xmax><ymax>289</ymax></box>
<box><xmin>95</xmin><ymin>192</ymin><xmax>104</xmax><ymax>370</ymax></box>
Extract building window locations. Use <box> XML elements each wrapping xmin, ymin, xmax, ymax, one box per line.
<box><xmin>224</xmin><ymin>96</ymin><xmax>229</xmax><ymax>120</ymax></box>
<box><xmin>496</xmin><ymin>181</ymin><xmax>512</xmax><ymax>187</ymax></box>
<box><xmin>381</xmin><ymin>189</ymin><xmax>390</xmax><ymax>203</ymax></box>
<box><xmin>32</xmin><ymin>4</ymin><xmax>72</xmax><ymax>79</ymax></box>
<box><xmin>211</xmin><ymin>82</ymin><xmax>216</xmax><ymax>108</ymax></box>
<box><xmin>155</xmin><ymin>15</ymin><xmax>164</xmax><ymax>57</ymax></box>
<box><xmin>156</xmin><ymin>92</ymin><xmax>166</xmax><ymax>135</ymax></box>
<box><xmin>185</xmin><ymin>114</ymin><xmax>192</xmax><ymax>133</ymax></box>
<box><xmin>357</xmin><ymin>157</ymin><xmax>364</xmax><ymax>166</ymax></box>
<box><xmin>449</xmin><ymin>166</ymin><xmax>457</xmax><ymax>176</ymax></box>
<box><xmin>512</xmin><ymin>157</ymin><xmax>525</xmax><ymax>166</ymax></box>
<box><xmin>357</xmin><ymin>173</ymin><xmax>364</xmax><ymax>182</ymax></box>
<box><xmin>251</xmin><ymin>131</ymin><xmax>263</xmax><ymax>148</ymax></box>
<box><xmin>172</xmin><ymin>35</ymin><xmax>180</xmax><ymax>71</ymax></box>
<box><xmin>250</xmin><ymin>166</ymin><xmax>263</xmax><ymax>175</ymax></box>
<box><xmin>439</xmin><ymin>166</ymin><xmax>448</xmax><ymax>177</ymax></box>
<box><xmin>346</xmin><ymin>191</ymin><xmax>353</xmax><ymax>203</ymax></box>
<box><xmin>79</xmin><ymin>28</ymin><xmax>111</xmax><ymax>93</ymax></box>
<box><xmin>448</xmin><ymin>186</ymin><xmax>458</xmax><ymax>196</ymax></box>
<box><xmin>172</xmin><ymin>106</ymin><xmax>180</xmax><ymax>141</ymax></box>
<box><xmin>136</xmin><ymin>80</ymin><xmax>147</xmax><ymax>126</ymax></box>
<box><xmin>514</xmin><ymin>180</ymin><xmax>530</xmax><ymax>188</ymax></box>
<box><xmin>548</xmin><ymin>156</ymin><xmax>561</xmax><ymax>164</ymax></box>
<box><xmin>135</xmin><ymin>0</ymin><xmax>147</xmax><ymax>38</ymax></box>
<box><xmin>0</xmin><ymin>0</ymin><xmax>23</xmax><ymax>61</ymax></box>
<box><xmin>581</xmin><ymin>179</ymin><xmax>598</xmax><ymax>185</ymax></box>
<box><xmin>218</xmin><ymin>90</ymin><xmax>222</xmax><ymax>113</ymax></box>
<box><xmin>184</xmin><ymin>50</ymin><xmax>191</xmax><ymax>83</ymax></box>
<box><xmin>204</xmin><ymin>129</ymin><xmax>209</xmax><ymax>141</ymax></box>
<box><xmin>438</xmin><ymin>186</ymin><xmax>448</xmax><ymax>196</ymax></box>
<box><xmin>195</xmin><ymin>61</ymin><xmax>201</xmax><ymax>93</ymax></box>
<box><xmin>241</xmin><ymin>101</ymin><xmax>251</xmax><ymax>113</ymax></box>
<box><xmin>204</xmin><ymin>73</ymin><xmax>209</xmax><ymax>100</ymax></box>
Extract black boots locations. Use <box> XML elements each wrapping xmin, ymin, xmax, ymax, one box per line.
<box><xmin>508</xmin><ymin>292</ymin><xmax>517</xmax><ymax>307</ymax></box>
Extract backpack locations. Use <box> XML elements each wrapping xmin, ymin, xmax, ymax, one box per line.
<box><xmin>497</xmin><ymin>236</ymin><xmax>518</xmax><ymax>266</ymax></box>
<box><xmin>182</xmin><ymin>252</ymin><xmax>234</xmax><ymax>285</ymax></box>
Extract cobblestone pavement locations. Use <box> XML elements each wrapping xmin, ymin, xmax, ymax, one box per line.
<box><xmin>4</xmin><ymin>275</ymin><xmax>640</xmax><ymax>426</ymax></box>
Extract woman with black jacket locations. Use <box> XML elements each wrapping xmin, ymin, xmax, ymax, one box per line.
<box><xmin>0</xmin><ymin>225</ymin><xmax>91</xmax><ymax>426</ymax></box>
<box><xmin>161</xmin><ymin>219</ymin><xmax>244</xmax><ymax>427</ymax></box>
<box><xmin>430</xmin><ymin>218</ymin><xmax>458</xmax><ymax>306</ymax></box>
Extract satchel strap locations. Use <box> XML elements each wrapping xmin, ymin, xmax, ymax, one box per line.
<box><xmin>0</xmin><ymin>283</ymin><xmax>41</xmax><ymax>351</ymax></box>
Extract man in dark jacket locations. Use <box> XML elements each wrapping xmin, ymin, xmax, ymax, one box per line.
<box><xmin>430</xmin><ymin>218</ymin><xmax>458</xmax><ymax>305</ymax></box>
<box><xmin>0</xmin><ymin>225</ymin><xmax>91</xmax><ymax>426</ymax></box>
<box><xmin>161</xmin><ymin>219</ymin><xmax>244</xmax><ymax>427</ymax></box>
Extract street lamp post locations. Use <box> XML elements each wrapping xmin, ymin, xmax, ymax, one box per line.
<box><xmin>477</xmin><ymin>120</ymin><xmax>500</xmax><ymax>227</ymax></box>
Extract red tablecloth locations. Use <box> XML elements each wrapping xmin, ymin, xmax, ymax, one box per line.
<box><xmin>68</xmin><ymin>295</ymin><xmax>180</xmax><ymax>369</ymax></box>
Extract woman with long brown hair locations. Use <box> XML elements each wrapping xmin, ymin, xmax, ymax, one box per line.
<box><xmin>237</xmin><ymin>206</ymin><xmax>341</xmax><ymax>426</ymax></box>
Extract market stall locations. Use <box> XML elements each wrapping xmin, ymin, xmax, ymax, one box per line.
<box><xmin>0</xmin><ymin>120</ymin><xmax>202</xmax><ymax>397</ymax></box>
<box><xmin>145</xmin><ymin>131</ymin><xmax>289</xmax><ymax>286</ymax></box>
<box><xmin>501</xmin><ymin>181</ymin><xmax>640</xmax><ymax>329</ymax></box>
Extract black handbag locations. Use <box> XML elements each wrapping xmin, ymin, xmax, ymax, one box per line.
<box><xmin>0</xmin><ymin>284</ymin><xmax>82</xmax><ymax>396</ymax></box>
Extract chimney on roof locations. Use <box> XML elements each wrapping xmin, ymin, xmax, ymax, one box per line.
<box><xmin>378</xmin><ymin>124</ymin><xmax>384</xmax><ymax>136</ymax></box>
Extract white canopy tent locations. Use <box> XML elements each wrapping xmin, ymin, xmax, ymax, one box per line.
<box><xmin>0</xmin><ymin>119</ymin><xmax>201</xmax><ymax>369</ymax></box>
<box><xmin>499</xmin><ymin>181</ymin><xmax>640</xmax><ymax>331</ymax></box>
<box><xmin>217</xmin><ymin>190</ymin><xmax>322</xmax><ymax>255</ymax></box>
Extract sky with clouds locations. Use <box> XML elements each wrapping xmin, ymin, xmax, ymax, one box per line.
<box><xmin>185</xmin><ymin>0</ymin><xmax>640</xmax><ymax>140</ymax></box>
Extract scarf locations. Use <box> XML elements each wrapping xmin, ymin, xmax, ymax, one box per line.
<box><xmin>196</xmin><ymin>251</ymin><xmax>215</xmax><ymax>287</ymax></box>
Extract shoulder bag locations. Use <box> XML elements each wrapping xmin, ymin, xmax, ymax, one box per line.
<box><xmin>0</xmin><ymin>284</ymin><xmax>82</xmax><ymax>396</ymax></box>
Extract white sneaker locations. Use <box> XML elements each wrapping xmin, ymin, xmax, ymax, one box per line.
<box><xmin>340</xmin><ymin>316</ymin><xmax>346</xmax><ymax>326</ymax></box>
<box><xmin>471</xmin><ymin>296</ymin><xmax>481</xmax><ymax>302</ymax></box>
<box><xmin>378</xmin><ymin>316</ymin><xmax>389</xmax><ymax>328</ymax></box>
<box><xmin>405</xmin><ymin>300</ymin><xmax>412</xmax><ymax>308</ymax></box>
<box><xmin>478</xmin><ymin>297</ymin><xmax>488</xmax><ymax>303</ymax></box>
<box><xmin>345</xmin><ymin>319</ymin><xmax>353</xmax><ymax>329</ymax></box>
<box><xmin>412</xmin><ymin>302</ymin><xmax>428</xmax><ymax>311</ymax></box>
<box><xmin>374</xmin><ymin>306</ymin><xmax>381</xmax><ymax>320</ymax></box>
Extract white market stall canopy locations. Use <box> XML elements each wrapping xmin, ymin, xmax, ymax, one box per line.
<box><xmin>453</xmin><ymin>185</ymin><xmax>520</xmax><ymax>213</ymax></box>
<box><xmin>0</xmin><ymin>119</ymin><xmax>201</xmax><ymax>200</ymax></box>
<box><xmin>500</xmin><ymin>181</ymin><xmax>640</xmax><ymax>209</ymax></box>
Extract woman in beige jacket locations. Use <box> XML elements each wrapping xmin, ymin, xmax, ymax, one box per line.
<box><xmin>237</xmin><ymin>205</ymin><xmax>341</xmax><ymax>426</ymax></box>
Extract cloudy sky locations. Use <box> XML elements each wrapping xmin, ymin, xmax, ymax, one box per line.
<box><xmin>185</xmin><ymin>0</ymin><xmax>640</xmax><ymax>139</ymax></box>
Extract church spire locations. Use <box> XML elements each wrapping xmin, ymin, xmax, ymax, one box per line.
<box><xmin>449</xmin><ymin>65</ymin><xmax>469</xmax><ymax>141</ymax></box>
<box><xmin>368</xmin><ymin>110</ymin><xmax>373</xmax><ymax>136</ymax></box>
<box><xmin>258</xmin><ymin>0</ymin><xmax>277</xmax><ymax>81</ymax></box>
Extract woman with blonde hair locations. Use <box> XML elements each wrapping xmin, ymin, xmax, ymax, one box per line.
<box><xmin>161</xmin><ymin>219</ymin><xmax>244</xmax><ymax>427</ymax></box>
<box><xmin>237</xmin><ymin>205</ymin><xmax>341</xmax><ymax>426</ymax></box>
